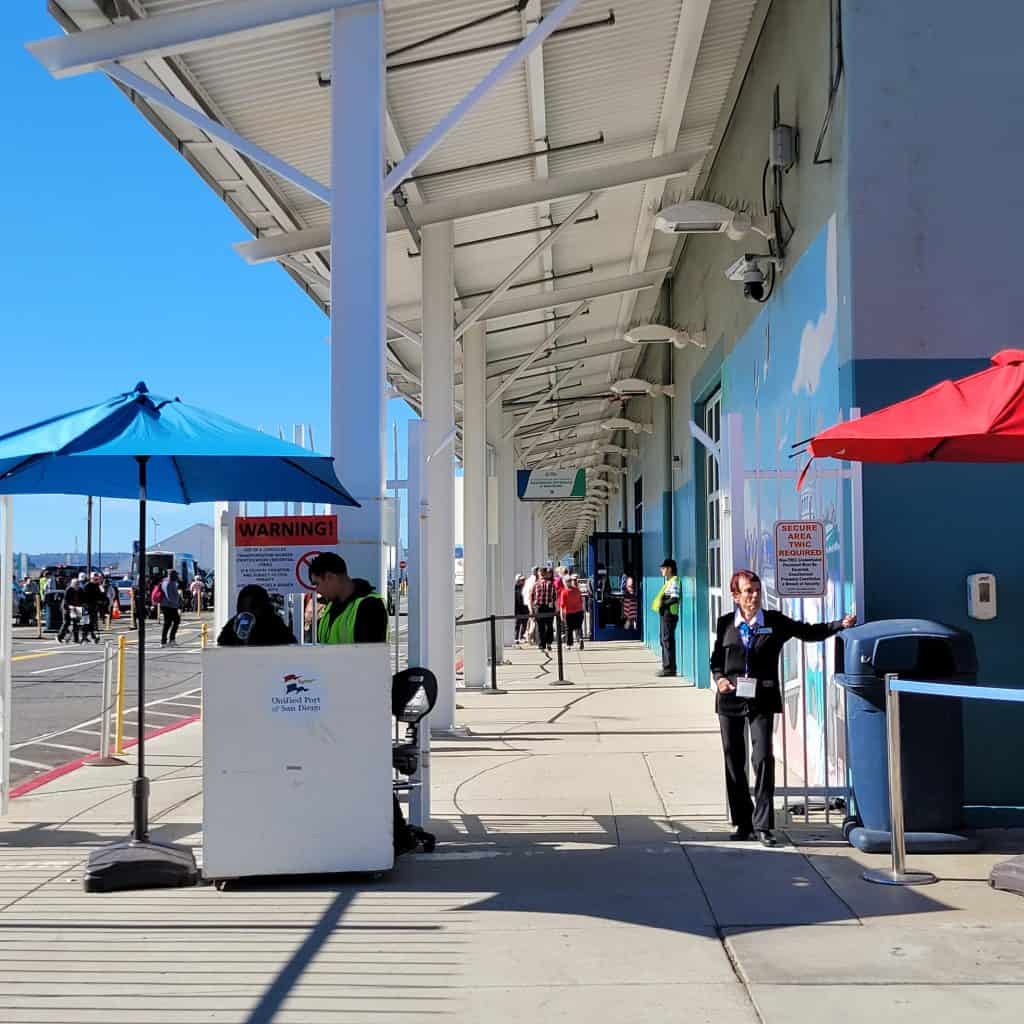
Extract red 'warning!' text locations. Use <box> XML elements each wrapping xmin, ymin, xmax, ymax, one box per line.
<box><xmin>235</xmin><ymin>515</ymin><xmax>339</xmax><ymax>547</ymax></box>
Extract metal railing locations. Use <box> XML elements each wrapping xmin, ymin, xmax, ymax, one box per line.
<box><xmin>456</xmin><ymin>610</ymin><xmax>571</xmax><ymax>688</ymax></box>
<box><xmin>864</xmin><ymin>672</ymin><xmax>1024</xmax><ymax>886</ymax></box>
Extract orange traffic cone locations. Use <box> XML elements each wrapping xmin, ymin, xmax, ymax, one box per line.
<box><xmin>112</xmin><ymin>604</ymin><xmax>121</xmax><ymax>620</ymax></box>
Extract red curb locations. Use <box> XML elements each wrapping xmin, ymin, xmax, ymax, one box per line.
<box><xmin>9</xmin><ymin>714</ymin><xmax>201</xmax><ymax>800</ymax></box>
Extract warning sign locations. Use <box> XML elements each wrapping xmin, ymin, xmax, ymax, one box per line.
<box><xmin>774</xmin><ymin>520</ymin><xmax>826</xmax><ymax>598</ymax></box>
<box><xmin>234</xmin><ymin>515</ymin><xmax>339</xmax><ymax>596</ymax></box>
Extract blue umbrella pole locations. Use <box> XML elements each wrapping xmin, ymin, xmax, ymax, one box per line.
<box><xmin>82</xmin><ymin>457</ymin><xmax>197</xmax><ymax>892</ymax></box>
<box><xmin>132</xmin><ymin>461</ymin><xmax>149</xmax><ymax>841</ymax></box>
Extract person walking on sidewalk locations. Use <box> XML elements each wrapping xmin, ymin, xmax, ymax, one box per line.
<box><xmin>558</xmin><ymin>574</ymin><xmax>586</xmax><ymax>650</ymax></box>
<box><xmin>712</xmin><ymin>569</ymin><xmax>856</xmax><ymax>847</ymax></box>
<box><xmin>513</xmin><ymin>574</ymin><xmax>529</xmax><ymax>645</ymax></box>
<box><xmin>531</xmin><ymin>567</ymin><xmax>557</xmax><ymax>652</ymax></box>
<box><xmin>652</xmin><ymin>558</ymin><xmax>681</xmax><ymax>676</ymax></box>
<box><xmin>159</xmin><ymin>570</ymin><xmax>182</xmax><ymax>647</ymax></box>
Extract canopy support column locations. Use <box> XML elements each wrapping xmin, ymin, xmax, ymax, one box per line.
<box><xmin>461</xmin><ymin>324</ymin><xmax>488</xmax><ymax>688</ymax></box>
<box><xmin>497</xmin><ymin>429</ymin><xmax>517</xmax><ymax>648</ymax></box>
<box><xmin>329</xmin><ymin>1</ymin><xmax>386</xmax><ymax>587</ymax></box>
<box><xmin>421</xmin><ymin>221</ymin><xmax>457</xmax><ymax>731</ymax></box>
<box><xmin>0</xmin><ymin>497</ymin><xmax>12</xmax><ymax>816</ymax></box>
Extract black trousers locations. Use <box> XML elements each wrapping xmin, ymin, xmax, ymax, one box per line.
<box><xmin>535</xmin><ymin>607</ymin><xmax>554</xmax><ymax>649</ymax></box>
<box><xmin>161</xmin><ymin>606</ymin><xmax>181</xmax><ymax>644</ymax></box>
<box><xmin>514</xmin><ymin>613</ymin><xmax>529</xmax><ymax>640</ymax></box>
<box><xmin>659</xmin><ymin>613</ymin><xmax>678</xmax><ymax>671</ymax></box>
<box><xmin>719</xmin><ymin>712</ymin><xmax>776</xmax><ymax>831</ymax></box>
<box><xmin>564</xmin><ymin>611</ymin><xmax>584</xmax><ymax>645</ymax></box>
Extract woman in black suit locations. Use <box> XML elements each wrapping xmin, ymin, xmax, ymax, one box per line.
<box><xmin>711</xmin><ymin>569</ymin><xmax>856</xmax><ymax>846</ymax></box>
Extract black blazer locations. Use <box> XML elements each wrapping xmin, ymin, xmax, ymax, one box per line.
<box><xmin>711</xmin><ymin>608</ymin><xmax>843</xmax><ymax>716</ymax></box>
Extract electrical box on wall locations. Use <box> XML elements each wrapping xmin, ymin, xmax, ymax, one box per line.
<box><xmin>770</xmin><ymin>125</ymin><xmax>795</xmax><ymax>169</ymax></box>
<box><xmin>966</xmin><ymin>573</ymin><xmax>997</xmax><ymax>620</ymax></box>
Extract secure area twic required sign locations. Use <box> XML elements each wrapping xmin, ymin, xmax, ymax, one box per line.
<box><xmin>234</xmin><ymin>514</ymin><xmax>339</xmax><ymax>595</ymax></box>
<box><xmin>774</xmin><ymin>520</ymin><xmax>826</xmax><ymax>597</ymax></box>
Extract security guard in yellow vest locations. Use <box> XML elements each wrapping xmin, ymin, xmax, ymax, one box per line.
<box><xmin>651</xmin><ymin>558</ymin><xmax>681</xmax><ymax>677</ymax></box>
<box><xmin>308</xmin><ymin>551</ymin><xmax>415</xmax><ymax>854</ymax></box>
<box><xmin>308</xmin><ymin>552</ymin><xmax>389</xmax><ymax>645</ymax></box>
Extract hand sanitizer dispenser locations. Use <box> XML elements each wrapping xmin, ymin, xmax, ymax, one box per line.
<box><xmin>967</xmin><ymin>573</ymin><xmax>996</xmax><ymax>620</ymax></box>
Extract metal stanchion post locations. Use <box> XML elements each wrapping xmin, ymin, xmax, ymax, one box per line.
<box><xmin>114</xmin><ymin>634</ymin><xmax>127</xmax><ymax>756</ymax></box>
<box><xmin>90</xmin><ymin>643</ymin><xmax>125</xmax><ymax>766</ymax></box>
<box><xmin>488</xmin><ymin>615</ymin><xmax>498</xmax><ymax>690</ymax></box>
<box><xmin>863</xmin><ymin>674</ymin><xmax>937</xmax><ymax>886</ymax></box>
<box><xmin>551</xmin><ymin>613</ymin><xmax>572</xmax><ymax>686</ymax></box>
<box><xmin>100</xmin><ymin>642</ymin><xmax>112</xmax><ymax>758</ymax></box>
<box><xmin>201</xmin><ymin>622</ymin><xmax>208</xmax><ymax>649</ymax></box>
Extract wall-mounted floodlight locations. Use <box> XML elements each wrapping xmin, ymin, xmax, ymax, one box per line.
<box><xmin>600</xmin><ymin>418</ymin><xmax>654</xmax><ymax>435</ymax></box>
<box><xmin>654</xmin><ymin>200</ymin><xmax>774</xmax><ymax>241</ymax></box>
<box><xmin>610</xmin><ymin>378</ymin><xmax>676</xmax><ymax>398</ymax></box>
<box><xmin>624</xmin><ymin>323</ymin><xmax>706</xmax><ymax>349</ymax></box>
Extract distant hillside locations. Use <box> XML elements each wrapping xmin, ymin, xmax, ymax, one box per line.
<box><xmin>29</xmin><ymin>552</ymin><xmax>133</xmax><ymax>571</ymax></box>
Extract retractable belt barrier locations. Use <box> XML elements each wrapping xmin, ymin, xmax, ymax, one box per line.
<box><xmin>865</xmin><ymin>673</ymin><xmax>1024</xmax><ymax>887</ymax></box>
<box><xmin>456</xmin><ymin>611</ymin><xmax>569</xmax><ymax>688</ymax></box>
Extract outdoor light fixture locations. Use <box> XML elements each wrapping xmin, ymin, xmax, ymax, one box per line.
<box><xmin>624</xmin><ymin>323</ymin><xmax>706</xmax><ymax>349</ymax></box>
<box><xmin>600</xmin><ymin>418</ymin><xmax>654</xmax><ymax>435</ymax></box>
<box><xmin>654</xmin><ymin>200</ymin><xmax>774</xmax><ymax>241</ymax></box>
<box><xmin>609</xmin><ymin>378</ymin><xmax>676</xmax><ymax>398</ymax></box>
<box><xmin>595</xmin><ymin>443</ymin><xmax>633</xmax><ymax>456</ymax></box>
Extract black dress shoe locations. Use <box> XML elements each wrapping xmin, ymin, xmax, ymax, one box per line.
<box><xmin>729</xmin><ymin>827</ymin><xmax>754</xmax><ymax>841</ymax></box>
<box><xmin>758</xmin><ymin>830</ymin><xmax>778</xmax><ymax>847</ymax></box>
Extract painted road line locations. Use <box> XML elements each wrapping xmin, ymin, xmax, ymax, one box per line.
<box><xmin>29</xmin><ymin>657</ymin><xmax>106</xmax><ymax>676</ymax></box>
<box><xmin>12</xmin><ymin>651</ymin><xmax>62</xmax><ymax>663</ymax></box>
<box><xmin>9</xmin><ymin>713</ymin><xmax>200</xmax><ymax>800</ymax></box>
<box><xmin>143</xmin><ymin>710</ymin><xmax>191</xmax><ymax>719</ymax></box>
<box><xmin>36</xmin><ymin>742</ymin><xmax>95</xmax><ymax>754</ymax></box>
<box><xmin>10</xmin><ymin>686</ymin><xmax>201</xmax><ymax>751</ymax></box>
<box><xmin>10</xmin><ymin>757</ymin><xmax>51</xmax><ymax>770</ymax></box>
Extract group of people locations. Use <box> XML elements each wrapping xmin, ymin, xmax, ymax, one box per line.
<box><xmin>35</xmin><ymin>570</ymin><xmax>120</xmax><ymax>644</ymax></box>
<box><xmin>513</xmin><ymin>565</ymin><xmax>587</xmax><ymax>652</ymax></box>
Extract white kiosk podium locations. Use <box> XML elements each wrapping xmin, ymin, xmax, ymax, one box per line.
<box><xmin>202</xmin><ymin>644</ymin><xmax>393</xmax><ymax>880</ymax></box>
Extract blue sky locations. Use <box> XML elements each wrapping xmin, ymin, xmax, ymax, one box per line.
<box><xmin>2</xmin><ymin>8</ymin><xmax>413</xmax><ymax>562</ymax></box>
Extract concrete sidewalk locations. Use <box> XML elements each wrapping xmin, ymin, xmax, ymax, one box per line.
<box><xmin>1</xmin><ymin>640</ymin><xmax>1023</xmax><ymax>1022</ymax></box>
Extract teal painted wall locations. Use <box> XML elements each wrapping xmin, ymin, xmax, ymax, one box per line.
<box><xmin>854</xmin><ymin>358</ymin><xmax>1024</xmax><ymax>814</ymax></box>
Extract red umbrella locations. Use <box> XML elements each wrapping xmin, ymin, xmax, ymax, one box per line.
<box><xmin>797</xmin><ymin>350</ymin><xmax>1024</xmax><ymax>486</ymax></box>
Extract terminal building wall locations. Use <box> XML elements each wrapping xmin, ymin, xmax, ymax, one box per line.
<box><xmin>620</xmin><ymin>0</ymin><xmax>1024</xmax><ymax>818</ymax></box>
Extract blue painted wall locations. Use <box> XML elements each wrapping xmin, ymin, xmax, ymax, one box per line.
<box><xmin>841</xmin><ymin>0</ymin><xmax>1024</xmax><ymax>818</ymax></box>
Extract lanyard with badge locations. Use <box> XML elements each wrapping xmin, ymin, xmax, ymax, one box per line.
<box><xmin>736</xmin><ymin>621</ymin><xmax>758</xmax><ymax>698</ymax></box>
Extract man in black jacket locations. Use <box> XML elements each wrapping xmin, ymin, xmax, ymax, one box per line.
<box><xmin>711</xmin><ymin>569</ymin><xmax>855</xmax><ymax>846</ymax></box>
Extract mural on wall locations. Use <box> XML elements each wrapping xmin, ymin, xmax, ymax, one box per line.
<box><xmin>723</xmin><ymin>215</ymin><xmax>856</xmax><ymax>792</ymax></box>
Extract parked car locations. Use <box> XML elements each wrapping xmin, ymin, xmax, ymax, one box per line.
<box><xmin>115</xmin><ymin>576</ymin><xmax>134</xmax><ymax>611</ymax></box>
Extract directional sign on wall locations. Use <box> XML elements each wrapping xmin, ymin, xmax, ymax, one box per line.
<box><xmin>516</xmin><ymin>468</ymin><xmax>586</xmax><ymax>501</ymax></box>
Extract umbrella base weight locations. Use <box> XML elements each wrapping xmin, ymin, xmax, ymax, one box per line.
<box><xmin>84</xmin><ymin>839</ymin><xmax>198</xmax><ymax>893</ymax></box>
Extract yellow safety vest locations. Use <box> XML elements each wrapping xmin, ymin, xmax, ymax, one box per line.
<box><xmin>651</xmin><ymin>576</ymin><xmax>680</xmax><ymax>616</ymax></box>
<box><xmin>317</xmin><ymin>592</ymin><xmax>387</xmax><ymax>645</ymax></box>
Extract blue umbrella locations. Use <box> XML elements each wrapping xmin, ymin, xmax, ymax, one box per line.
<box><xmin>0</xmin><ymin>383</ymin><xmax>359</xmax><ymax>891</ymax></box>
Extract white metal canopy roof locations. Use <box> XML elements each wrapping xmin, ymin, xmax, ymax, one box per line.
<box><xmin>42</xmin><ymin>0</ymin><xmax>761</xmax><ymax>551</ymax></box>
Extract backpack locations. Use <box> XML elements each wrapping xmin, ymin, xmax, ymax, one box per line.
<box><xmin>150</xmin><ymin>583</ymin><xmax>165</xmax><ymax>606</ymax></box>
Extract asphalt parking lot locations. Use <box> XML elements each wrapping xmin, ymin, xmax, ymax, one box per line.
<box><xmin>8</xmin><ymin>612</ymin><xmax>210</xmax><ymax>790</ymax></box>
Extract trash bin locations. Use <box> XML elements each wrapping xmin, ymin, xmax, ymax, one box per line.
<box><xmin>834</xmin><ymin>619</ymin><xmax>980</xmax><ymax>853</ymax></box>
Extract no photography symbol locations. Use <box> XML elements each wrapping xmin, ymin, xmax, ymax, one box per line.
<box><xmin>295</xmin><ymin>551</ymin><xmax>324</xmax><ymax>591</ymax></box>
